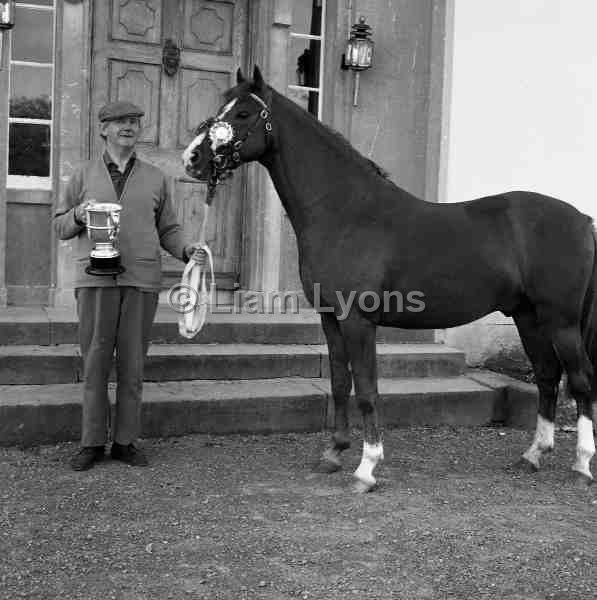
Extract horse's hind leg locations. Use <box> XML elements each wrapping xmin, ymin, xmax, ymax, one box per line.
<box><xmin>540</xmin><ymin>315</ymin><xmax>595</xmax><ymax>485</ymax></box>
<box><xmin>317</xmin><ymin>312</ymin><xmax>352</xmax><ymax>473</ymax></box>
<box><xmin>339</xmin><ymin>311</ymin><xmax>383</xmax><ymax>493</ymax></box>
<box><xmin>514</xmin><ymin>310</ymin><xmax>562</xmax><ymax>471</ymax></box>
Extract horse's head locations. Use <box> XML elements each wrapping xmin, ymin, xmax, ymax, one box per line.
<box><xmin>182</xmin><ymin>65</ymin><xmax>273</xmax><ymax>187</ymax></box>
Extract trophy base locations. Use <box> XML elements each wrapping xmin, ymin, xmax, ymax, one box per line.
<box><xmin>85</xmin><ymin>255</ymin><xmax>125</xmax><ymax>276</ymax></box>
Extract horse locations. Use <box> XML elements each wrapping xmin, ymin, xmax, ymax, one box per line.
<box><xmin>182</xmin><ymin>65</ymin><xmax>596</xmax><ymax>493</ymax></box>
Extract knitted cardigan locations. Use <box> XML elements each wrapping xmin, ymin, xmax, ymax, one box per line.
<box><xmin>54</xmin><ymin>156</ymin><xmax>188</xmax><ymax>289</ymax></box>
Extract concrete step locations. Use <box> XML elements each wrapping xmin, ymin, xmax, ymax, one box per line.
<box><xmin>0</xmin><ymin>375</ymin><xmax>508</xmax><ymax>446</ymax></box>
<box><xmin>0</xmin><ymin>307</ymin><xmax>435</xmax><ymax>346</ymax></box>
<box><xmin>0</xmin><ymin>343</ymin><xmax>466</xmax><ymax>385</ymax></box>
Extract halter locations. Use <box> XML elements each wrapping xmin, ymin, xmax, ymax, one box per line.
<box><xmin>198</xmin><ymin>93</ymin><xmax>273</xmax><ymax>204</ymax></box>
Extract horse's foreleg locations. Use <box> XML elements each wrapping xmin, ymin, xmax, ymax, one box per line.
<box><xmin>513</xmin><ymin>311</ymin><xmax>561</xmax><ymax>472</ymax></box>
<box><xmin>318</xmin><ymin>312</ymin><xmax>352</xmax><ymax>473</ymax></box>
<box><xmin>339</xmin><ymin>312</ymin><xmax>383</xmax><ymax>493</ymax></box>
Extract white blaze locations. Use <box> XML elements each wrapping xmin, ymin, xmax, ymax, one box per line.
<box><xmin>216</xmin><ymin>98</ymin><xmax>237</xmax><ymax>120</ymax></box>
<box><xmin>182</xmin><ymin>131</ymin><xmax>206</xmax><ymax>168</ymax></box>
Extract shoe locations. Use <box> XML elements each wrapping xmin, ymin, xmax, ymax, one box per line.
<box><xmin>111</xmin><ymin>442</ymin><xmax>148</xmax><ymax>467</ymax></box>
<box><xmin>70</xmin><ymin>446</ymin><xmax>105</xmax><ymax>471</ymax></box>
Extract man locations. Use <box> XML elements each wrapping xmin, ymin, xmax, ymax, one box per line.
<box><xmin>55</xmin><ymin>100</ymin><xmax>204</xmax><ymax>471</ymax></box>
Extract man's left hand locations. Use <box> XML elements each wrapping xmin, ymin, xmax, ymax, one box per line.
<box><xmin>185</xmin><ymin>243</ymin><xmax>208</xmax><ymax>266</ymax></box>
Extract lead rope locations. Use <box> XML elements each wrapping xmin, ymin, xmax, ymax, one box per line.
<box><xmin>178</xmin><ymin>203</ymin><xmax>215</xmax><ymax>339</ymax></box>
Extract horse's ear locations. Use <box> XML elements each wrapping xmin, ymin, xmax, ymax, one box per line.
<box><xmin>236</xmin><ymin>68</ymin><xmax>246</xmax><ymax>84</ymax></box>
<box><xmin>252</xmin><ymin>65</ymin><xmax>266</xmax><ymax>92</ymax></box>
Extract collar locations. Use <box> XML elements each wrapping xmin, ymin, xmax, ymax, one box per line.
<box><xmin>103</xmin><ymin>150</ymin><xmax>136</xmax><ymax>172</ymax></box>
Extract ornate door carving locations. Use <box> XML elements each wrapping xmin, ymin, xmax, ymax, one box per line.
<box><xmin>91</xmin><ymin>0</ymin><xmax>248</xmax><ymax>291</ymax></box>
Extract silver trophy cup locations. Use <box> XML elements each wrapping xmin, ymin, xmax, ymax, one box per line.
<box><xmin>85</xmin><ymin>202</ymin><xmax>125</xmax><ymax>276</ymax></box>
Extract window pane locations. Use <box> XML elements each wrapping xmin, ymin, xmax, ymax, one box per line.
<box><xmin>11</xmin><ymin>7</ymin><xmax>53</xmax><ymax>62</ymax></box>
<box><xmin>9</xmin><ymin>123</ymin><xmax>51</xmax><ymax>177</ymax></box>
<box><xmin>292</xmin><ymin>0</ymin><xmax>323</xmax><ymax>36</ymax></box>
<box><xmin>289</xmin><ymin>38</ymin><xmax>320</xmax><ymax>88</ymax></box>
<box><xmin>288</xmin><ymin>88</ymin><xmax>319</xmax><ymax>117</ymax></box>
<box><xmin>10</xmin><ymin>65</ymin><xmax>52</xmax><ymax>118</ymax></box>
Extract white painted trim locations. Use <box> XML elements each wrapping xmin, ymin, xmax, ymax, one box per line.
<box><xmin>436</xmin><ymin>0</ymin><xmax>455</xmax><ymax>205</ymax></box>
<box><xmin>6</xmin><ymin>175</ymin><xmax>52</xmax><ymax>190</ymax></box>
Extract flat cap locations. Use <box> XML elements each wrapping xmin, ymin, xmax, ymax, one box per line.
<box><xmin>98</xmin><ymin>100</ymin><xmax>144</xmax><ymax>122</ymax></box>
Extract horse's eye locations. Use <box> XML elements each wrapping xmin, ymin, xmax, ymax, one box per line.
<box><xmin>237</xmin><ymin>111</ymin><xmax>250</xmax><ymax>119</ymax></box>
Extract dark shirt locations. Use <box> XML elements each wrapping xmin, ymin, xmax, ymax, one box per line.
<box><xmin>103</xmin><ymin>151</ymin><xmax>136</xmax><ymax>200</ymax></box>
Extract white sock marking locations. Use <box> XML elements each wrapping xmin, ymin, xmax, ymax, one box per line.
<box><xmin>354</xmin><ymin>442</ymin><xmax>384</xmax><ymax>487</ymax></box>
<box><xmin>522</xmin><ymin>414</ymin><xmax>554</xmax><ymax>468</ymax></box>
<box><xmin>572</xmin><ymin>416</ymin><xmax>595</xmax><ymax>480</ymax></box>
<box><xmin>182</xmin><ymin>131</ymin><xmax>206</xmax><ymax>168</ymax></box>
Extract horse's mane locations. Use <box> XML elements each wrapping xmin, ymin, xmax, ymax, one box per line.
<box><xmin>277</xmin><ymin>91</ymin><xmax>391</xmax><ymax>181</ymax></box>
<box><xmin>319</xmin><ymin>122</ymin><xmax>391</xmax><ymax>180</ymax></box>
<box><xmin>227</xmin><ymin>82</ymin><xmax>391</xmax><ymax>181</ymax></box>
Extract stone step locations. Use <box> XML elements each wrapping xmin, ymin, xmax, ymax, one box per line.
<box><xmin>0</xmin><ymin>307</ymin><xmax>435</xmax><ymax>346</ymax></box>
<box><xmin>0</xmin><ymin>375</ymin><xmax>508</xmax><ymax>446</ymax></box>
<box><xmin>0</xmin><ymin>343</ymin><xmax>466</xmax><ymax>385</ymax></box>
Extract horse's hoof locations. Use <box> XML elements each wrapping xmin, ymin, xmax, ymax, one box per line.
<box><xmin>313</xmin><ymin>459</ymin><xmax>342</xmax><ymax>474</ymax></box>
<box><xmin>513</xmin><ymin>457</ymin><xmax>538</xmax><ymax>474</ymax></box>
<box><xmin>352</xmin><ymin>477</ymin><xmax>376</xmax><ymax>494</ymax></box>
<box><xmin>571</xmin><ymin>470</ymin><xmax>593</xmax><ymax>489</ymax></box>
<box><xmin>314</xmin><ymin>448</ymin><xmax>342</xmax><ymax>473</ymax></box>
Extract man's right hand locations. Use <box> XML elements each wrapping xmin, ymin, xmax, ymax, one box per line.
<box><xmin>74</xmin><ymin>201</ymin><xmax>94</xmax><ymax>225</ymax></box>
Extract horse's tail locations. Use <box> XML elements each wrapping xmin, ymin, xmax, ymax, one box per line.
<box><xmin>580</xmin><ymin>220</ymin><xmax>597</xmax><ymax>372</ymax></box>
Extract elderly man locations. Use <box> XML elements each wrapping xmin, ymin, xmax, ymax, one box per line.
<box><xmin>55</xmin><ymin>100</ymin><xmax>203</xmax><ymax>470</ymax></box>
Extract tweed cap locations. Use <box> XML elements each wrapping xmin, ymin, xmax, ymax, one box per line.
<box><xmin>98</xmin><ymin>100</ymin><xmax>144</xmax><ymax>122</ymax></box>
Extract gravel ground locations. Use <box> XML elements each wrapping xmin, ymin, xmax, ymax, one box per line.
<box><xmin>1</xmin><ymin>426</ymin><xmax>596</xmax><ymax>600</ymax></box>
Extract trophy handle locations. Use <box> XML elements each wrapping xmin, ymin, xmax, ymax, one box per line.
<box><xmin>109</xmin><ymin>209</ymin><xmax>120</xmax><ymax>241</ymax></box>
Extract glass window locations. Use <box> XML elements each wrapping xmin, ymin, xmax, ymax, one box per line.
<box><xmin>7</xmin><ymin>2</ymin><xmax>55</xmax><ymax>189</ymax></box>
<box><xmin>287</xmin><ymin>0</ymin><xmax>325</xmax><ymax>118</ymax></box>
<box><xmin>9</xmin><ymin>123</ymin><xmax>51</xmax><ymax>177</ymax></box>
<box><xmin>10</xmin><ymin>64</ymin><xmax>52</xmax><ymax>118</ymax></box>
<box><xmin>11</xmin><ymin>6</ymin><xmax>53</xmax><ymax>62</ymax></box>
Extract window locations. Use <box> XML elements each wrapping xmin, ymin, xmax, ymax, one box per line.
<box><xmin>7</xmin><ymin>1</ymin><xmax>55</xmax><ymax>190</ymax></box>
<box><xmin>287</xmin><ymin>0</ymin><xmax>325</xmax><ymax>118</ymax></box>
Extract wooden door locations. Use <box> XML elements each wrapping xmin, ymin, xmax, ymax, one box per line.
<box><xmin>90</xmin><ymin>0</ymin><xmax>248</xmax><ymax>291</ymax></box>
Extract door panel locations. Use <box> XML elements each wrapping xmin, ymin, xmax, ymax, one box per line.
<box><xmin>91</xmin><ymin>0</ymin><xmax>247</xmax><ymax>290</ymax></box>
<box><xmin>183</xmin><ymin>1</ymin><xmax>235</xmax><ymax>53</ymax></box>
<box><xmin>111</xmin><ymin>0</ymin><xmax>163</xmax><ymax>44</ymax></box>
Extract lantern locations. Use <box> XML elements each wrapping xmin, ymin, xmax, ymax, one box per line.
<box><xmin>0</xmin><ymin>0</ymin><xmax>15</xmax><ymax>30</ymax></box>
<box><xmin>343</xmin><ymin>16</ymin><xmax>374</xmax><ymax>106</ymax></box>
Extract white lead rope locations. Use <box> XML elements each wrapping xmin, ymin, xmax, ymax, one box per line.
<box><xmin>178</xmin><ymin>245</ymin><xmax>215</xmax><ymax>338</ymax></box>
<box><xmin>178</xmin><ymin>205</ymin><xmax>215</xmax><ymax>339</ymax></box>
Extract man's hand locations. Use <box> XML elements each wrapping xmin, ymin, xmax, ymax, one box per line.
<box><xmin>185</xmin><ymin>243</ymin><xmax>208</xmax><ymax>266</ymax></box>
<box><xmin>74</xmin><ymin>200</ymin><xmax>95</xmax><ymax>225</ymax></box>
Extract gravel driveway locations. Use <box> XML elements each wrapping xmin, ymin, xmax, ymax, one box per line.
<box><xmin>1</xmin><ymin>426</ymin><xmax>596</xmax><ymax>600</ymax></box>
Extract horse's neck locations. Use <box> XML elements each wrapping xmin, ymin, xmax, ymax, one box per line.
<box><xmin>260</xmin><ymin>94</ymin><xmax>372</xmax><ymax>233</ymax></box>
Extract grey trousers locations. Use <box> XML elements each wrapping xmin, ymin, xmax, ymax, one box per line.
<box><xmin>76</xmin><ymin>287</ymin><xmax>159</xmax><ymax>447</ymax></box>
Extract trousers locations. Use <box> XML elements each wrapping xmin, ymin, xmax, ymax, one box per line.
<box><xmin>76</xmin><ymin>286</ymin><xmax>159</xmax><ymax>446</ymax></box>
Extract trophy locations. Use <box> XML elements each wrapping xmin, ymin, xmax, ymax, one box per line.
<box><xmin>84</xmin><ymin>202</ymin><xmax>125</xmax><ymax>276</ymax></box>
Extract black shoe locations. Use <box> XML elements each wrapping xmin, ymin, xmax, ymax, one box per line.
<box><xmin>111</xmin><ymin>442</ymin><xmax>148</xmax><ymax>467</ymax></box>
<box><xmin>70</xmin><ymin>446</ymin><xmax>105</xmax><ymax>471</ymax></box>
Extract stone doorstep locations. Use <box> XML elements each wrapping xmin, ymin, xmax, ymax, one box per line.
<box><xmin>0</xmin><ymin>375</ymin><xmax>525</xmax><ymax>447</ymax></box>
<box><xmin>0</xmin><ymin>343</ymin><xmax>466</xmax><ymax>385</ymax></box>
<box><xmin>0</xmin><ymin>306</ymin><xmax>435</xmax><ymax>345</ymax></box>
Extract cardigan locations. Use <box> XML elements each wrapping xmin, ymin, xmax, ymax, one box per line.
<box><xmin>54</xmin><ymin>155</ymin><xmax>188</xmax><ymax>290</ymax></box>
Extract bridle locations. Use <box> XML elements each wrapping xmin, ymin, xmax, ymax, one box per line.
<box><xmin>195</xmin><ymin>92</ymin><xmax>273</xmax><ymax>204</ymax></box>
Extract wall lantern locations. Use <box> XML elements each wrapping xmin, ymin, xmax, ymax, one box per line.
<box><xmin>342</xmin><ymin>16</ymin><xmax>374</xmax><ymax>106</ymax></box>
<box><xmin>0</xmin><ymin>0</ymin><xmax>15</xmax><ymax>30</ymax></box>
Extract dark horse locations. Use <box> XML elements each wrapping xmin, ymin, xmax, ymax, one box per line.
<box><xmin>183</xmin><ymin>66</ymin><xmax>596</xmax><ymax>492</ymax></box>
